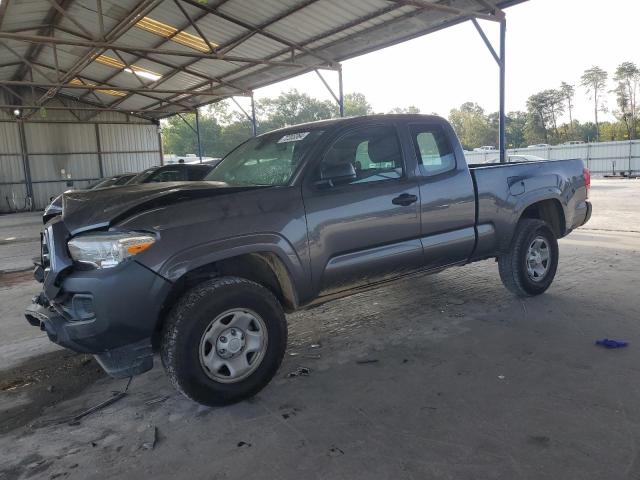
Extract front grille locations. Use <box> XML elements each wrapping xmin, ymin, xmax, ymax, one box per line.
<box><xmin>41</xmin><ymin>230</ymin><xmax>51</xmax><ymax>273</ymax></box>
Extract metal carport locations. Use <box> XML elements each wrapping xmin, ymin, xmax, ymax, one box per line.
<box><xmin>0</xmin><ymin>0</ymin><xmax>524</xmax><ymax>211</ymax></box>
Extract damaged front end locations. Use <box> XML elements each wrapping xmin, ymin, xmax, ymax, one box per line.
<box><xmin>25</xmin><ymin>217</ymin><xmax>171</xmax><ymax>379</ymax></box>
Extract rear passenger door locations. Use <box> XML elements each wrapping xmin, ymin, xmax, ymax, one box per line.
<box><xmin>302</xmin><ymin>124</ymin><xmax>423</xmax><ymax>297</ymax></box>
<box><xmin>408</xmin><ymin>123</ymin><xmax>476</xmax><ymax>269</ymax></box>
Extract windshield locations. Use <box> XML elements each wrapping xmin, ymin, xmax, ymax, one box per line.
<box><xmin>204</xmin><ymin>129</ymin><xmax>324</xmax><ymax>186</ymax></box>
<box><xmin>127</xmin><ymin>168</ymin><xmax>158</xmax><ymax>185</ymax></box>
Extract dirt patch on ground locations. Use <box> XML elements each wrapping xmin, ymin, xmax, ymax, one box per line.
<box><xmin>0</xmin><ymin>351</ymin><xmax>105</xmax><ymax>434</ymax></box>
<box><xmin>0</xmin><ymin>270</ymin><xmax>35</xmax><ymax>287</ymax></box>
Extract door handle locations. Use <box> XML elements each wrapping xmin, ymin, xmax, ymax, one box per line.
<box><xmin>392</xmin><ymin>193</ymin><xmax>418</xmax><ymax>206</ymax></box>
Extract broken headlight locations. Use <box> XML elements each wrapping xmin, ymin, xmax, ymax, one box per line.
<box><xmin>67</xmin><ymin>232</ymin><xmax>155</xmax><ymax>269</ymax></box>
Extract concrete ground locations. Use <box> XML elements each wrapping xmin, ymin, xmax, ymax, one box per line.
<box><xmin>1</xmin><ymin>179</ymin><xmax>639</xmax><ymax>480</ymax></box>
<box><xmin>0</xmin><ymin>212</ymin><xmax>41</xmax><ymax>274</ymax></box>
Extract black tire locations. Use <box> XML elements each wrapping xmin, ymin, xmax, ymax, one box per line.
<box><xmin>161</xmin><ymin>276</ymin><xmax>287</xmax><ymax>406</ymax></box>
<box><xmin>498</xmin><ymin>218</ymin><xmax>559</xmax><ymax>297</ymax></box>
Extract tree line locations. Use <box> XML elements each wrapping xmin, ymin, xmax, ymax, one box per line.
<box><xmin>162</xmin><ymin>61</ymin><xmax>640</xmax><ymax>156</ymax></box>
<box><xmin>450</xmin><ymin>62</ymin><xmax>640</xmax><ymax>150</ymax></box>
<box><xmin>162</xmin><ymin>89</ymin><xmax>420</xmax><ymax>157</ymax></box>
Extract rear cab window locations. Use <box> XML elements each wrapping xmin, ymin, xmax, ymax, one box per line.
<box><xmin>409</xmin><ymin>124</ymin><xmax>456</xmax><ymax>176</ymax></box>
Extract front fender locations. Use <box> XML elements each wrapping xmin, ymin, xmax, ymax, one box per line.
<box><xmin>151</xmin><ymin>233</ymin><xmax>311</xmax><ymax>305</ymax></box>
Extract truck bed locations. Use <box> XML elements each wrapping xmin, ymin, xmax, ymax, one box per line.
<box><xmin>468</xmin><ymin>158</ymin><xmax>589</xmax><ymax>259</ymax></box>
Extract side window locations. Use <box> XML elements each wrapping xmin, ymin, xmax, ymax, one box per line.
<box><xmin>149</xmin><ymin>169</ymin><xmax>184</xmax><ymax>182</ymax></box>
<box><xmin>410</xmin><ymin>125</ymin><xmax>456</xmax><ymax>176</ymax></box>
<box><xmin>318</xmin><ymin>126</ymin><xmax>403</xmax><ymax>186</ymax></box>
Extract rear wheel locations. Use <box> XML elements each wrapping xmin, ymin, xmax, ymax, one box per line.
<box><xmin>161</xmin><ymin>277</ymin><xmax>287</xmax><ymax>406</ymax></box>
<box><xmin>498</xmin><ymin>219</ymin><xmax>559</xmax><ymax>297</ymax></box>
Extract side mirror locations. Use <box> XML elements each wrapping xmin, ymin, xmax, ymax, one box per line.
<box><xmin>319</xmin><ymin>163</ymin><xmax>356</xmax><ymax>186</ymax></box>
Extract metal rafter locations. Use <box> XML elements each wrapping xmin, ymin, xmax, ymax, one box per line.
<box><xmin>80</xmin><ymin>1</ymin><xmax>248</xmax><ymax>108</ymax></box>
<box><xmin>182</xmin><ymin>0</ymin><xmax>337</xmax><ymax>67</ymax></box>
<box><xmin>0</xmin><ymin>33</ymin><xmax>314</xmax><ymax>68</ymax></box>
<box><xmin>34</xmin><ymin>0</ymin><xmax>164</xmax><ymax>106</ymax></box>
<box><xmin>0</xmin><ymin>0</ymin><xmax>10</xmax><ymax>31</ymax></box>
<box><xmin>105</xmin><ymin>0</ymin><xmax>324</xmax><ymax>110</ymax></box>
<box><xmin>182</xmin><ymin>0</ymin><xmax>503</xmax><ymax>109</ymax></box>
<box><xmin>28</xmin><ymin>61</ymin><xmax>197</xmax><ymax>110</ymax></box>
<box><xmin>389</xmin><ymin>0</ymin><xmax>504</xmax><ymax>22</ymax></box>
<box><xmin>0</xmin><ymin>104</ymin><xmax>191</xmax><ymax>114</ymax></box>
<box><xmin>12</xmin><ymin>0</ymin><xmax>75</xmax><ymax>82</ymax></box>
<box><xmin>2</xmin><ymin>80</ymin><xmax>228</xmax><ymax>97</ymax></box>
<box><xmin>146</xmin><ymin>2</ymin><xmax>405</xmax><ymax>112</ymax></box>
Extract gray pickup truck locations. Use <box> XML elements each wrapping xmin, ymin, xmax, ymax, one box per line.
<box><xmin>26</xmin><ymin>115</ymin><xmax>591</xmax><ymax>406</ymax></box>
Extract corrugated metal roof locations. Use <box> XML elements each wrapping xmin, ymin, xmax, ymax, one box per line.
<box><xmin>0</xmin><ymin>0</ymin><xmax>526</xmax><ymax>119</ymax></box>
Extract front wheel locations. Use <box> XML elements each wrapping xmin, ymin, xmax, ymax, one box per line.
<box><xmin>161</xmin><ymin>277</ymin><xmax>287</xmax><ymax>406</ymax></box>
<box><xmin>498</xmin><ymin>219</ymin><xmax>559</xmax><ymax>297</ymax></box>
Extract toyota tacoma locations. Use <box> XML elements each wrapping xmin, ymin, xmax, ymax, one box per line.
<box><xmin>25</xmin><ymin>115</ymin><xmax>592</xmax><ymax>406</ymax></box>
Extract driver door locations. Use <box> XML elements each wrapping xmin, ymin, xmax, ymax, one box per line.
<box><xmin>302</xmin><ymin>124</ymin><xmax>423</xmax><ymax>297</ymax></box>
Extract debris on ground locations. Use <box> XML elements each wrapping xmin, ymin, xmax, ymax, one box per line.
<box><xmin>328</xmin><ymin>445</ymin><xmax>345</xmax><ymax>457</ymax></box>
<box><xmin>237</xmin><ymin>441</ymin><xmax>251</xmax><ymax>448</ymax></box>
<box><xmin>144</xmin><ymin>395</ymin><xmax>170</xmax><ymax>406</ymax></box>
<box><xmin>595</xmin><ymin>338</ymin><xmax>628</xmax><ymax>349</ymax></box>
<box><xmin>302</xmin><ymin>354</ymin><xmax>321</xmax><ymax>359</ymax></box>
<box><xmin>141</xmin><ymin>425</ymin><xmax>157</xmax><ymax>450</ymax></box>
<box><xmin>355</xmin><ymin>359</ymin><xmax>379</xmax><ymax>365</ymax></box>
<box><xmin>310</xmin><ymin>343</ymin><xmax>321</xmax><ymax>349</ymax></box>
<box><xmin>286</xmin><ymin>367</ymin><xmax>311</xmax><ymax>378</ymax></box>
<box><xmin>498</xmin><ymin>375</ymin><xmax>506</xmax><ymax>380</ymax></box>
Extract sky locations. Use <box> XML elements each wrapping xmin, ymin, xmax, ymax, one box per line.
<box><xmin>248</xmin><ymin>0</ymin><xmax>639</xmax><ymax>124</ymax></box>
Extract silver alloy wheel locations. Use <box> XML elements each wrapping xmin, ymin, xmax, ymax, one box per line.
<box><xmin>526</xmin><ymin>235</ymin><xmax>551</xmax><ymax>282</ymax></box>
<box><xmin>199</xmin><ymin>308</ymin><xmax>268</xmax><ymax>384</ymax></box>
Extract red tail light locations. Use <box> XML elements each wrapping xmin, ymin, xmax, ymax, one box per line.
<box><xmin>583</xmin><ymin>167</ymin><xmax>591</xmax><ymax>198</ymax></box>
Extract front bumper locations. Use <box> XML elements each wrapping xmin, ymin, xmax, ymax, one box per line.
<box><xmin>25</xmin><ymin>220</ymin><xmax>172</xmax><ymax>378</ymax></box>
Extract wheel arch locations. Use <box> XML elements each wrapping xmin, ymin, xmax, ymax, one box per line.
<box><xmin>518</xmin><ymin>198</ymin><xmax>566</xmax><ymax>238</ymax></box>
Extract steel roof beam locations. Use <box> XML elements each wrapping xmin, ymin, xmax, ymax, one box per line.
<box><xmin>2</xmin><ymin>104</ymin><xmax>189</xmax><ymax>114</ymax></box>
<box><xmin>181</xmin><ymin>0</ymin><xmax>337</xmax><ymax>67</ymax></box>
<box><xmin>33</xmin><ymin>0</ymin><xmax>165</xmax><ymax>107</ymax></box>
<box><xmin>0</xmin><ymin>80</ymin><xmax>229</xmax><ymax>96</ymax></box>
<box><xmin>85</xmin><ymin>2</ymin><xmax>248</xmax><ymax>108</ymax></box>
<box><xmin>28</xmin><ymin>61</ymin><xmax>196</xmax><ymax>110</ymax></box>
<box><xmin>389</xmin><ymin>0</ymin><xmax>504</xmax><ymax>22</ymax></box>
<box><xmin>0</xmin><ymin>33</ymin><xmax>312</xmax><ymax>68</ymax></box>
<box><xmin>12</xmin><ymin>0</ymin><xmax>75</xmax><ymax>82</ymax></box>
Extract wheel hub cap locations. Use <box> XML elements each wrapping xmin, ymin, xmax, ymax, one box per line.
<box><xmin>216</xmin><ymin>328</ymin><xmax>245</xmax><ymax>358</ymax></box>
<box><xmin>526</xmin><ymin>236</ymin><xmax>551</xmax><ymax>282</ymax></box>
<box><xmin>199</xmin><ymin>308</ymin><xmax>268</xmax><ymax>384</ymax></box>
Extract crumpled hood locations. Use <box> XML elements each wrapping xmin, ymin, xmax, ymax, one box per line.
<box><xmin>61</xmin><ymin>181</ymin><xmax>253</xmax><ymax>234</ymax></box>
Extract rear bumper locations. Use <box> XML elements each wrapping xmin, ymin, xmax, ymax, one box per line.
<box><xmin>571</xmin><ymin>200</ymin><xmax>592</xmax><ymax>230</ymax></box>
<box><xmin>583</xmin><ymin>201</ymin><xmax>592</xmax><ymax>225</ymax></box>
<box><xmin>25</xmin><ymin>259</ymin><xmax>172</xmax><ymax>378</ymax></box>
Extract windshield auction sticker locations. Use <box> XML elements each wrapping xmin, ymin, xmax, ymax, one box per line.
<box><xmin>277</xmin><ymin>132</ymin><xmax>310</xmax><ymax>143</ymax></box>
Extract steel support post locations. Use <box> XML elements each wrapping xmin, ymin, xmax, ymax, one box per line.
<box><xmin>17</xmin><ymin>118</ymin><xmax>34</xmax><ymax>206</ymax></box>
<box><xmin>499</xmin><ymin>18</ymin><xmax>506</xmax><ymax>163</ymax></box>
<box><xmin>94</xmin><ymin>123</ymin><xmax>104</xmax><ymax>178</ymax></box>
<box><xmin>195</xmin><ymin>107</ymin><xmax>203</xmax><ymax>162</ymax></box>
<box><xmin>251</xmin><ymin>93</ymin><xmax>257</xmax><ymax>137</ymax></box>
<box><xmin>338</xmin><ymin>66</ymin><xmax>344</xmax><ymax>117</ymax></box>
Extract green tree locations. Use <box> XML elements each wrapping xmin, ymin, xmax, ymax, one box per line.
<box><xmin>257</xmin><ymin>89</ymin><xmax>335</xmax><ymax>130</ymax></box>
<box><xmin>581</xmin><ymin>66</ymin><xmax>608</xmax><ymax>141</ymax></box>
<box><xmin>448</xmin><ymin>102</ymin><xmax>494</xmax><ymax>149</ymax></box>
<box><xmin>612</xmin><ymin>61</ymin><xmax>640</xmax><ymax>139</ymax></box>
<box><xmin>526</xmin><ymin>92</ymin><xmax>552</xmax><ymax>143</ymax></box>
<box><xmin>343</xmin><ymin>92</ymin><xmax>373</xmax><ymax>116</ymax></box>
<box><xmin>505</xmin><ymin>111</ymin><xmax>527</xmax><ymax>148</ymax></box>
<box><xmin>161</xmin><ymin>113</ymin><xmax>223</xmax><ymax>156</ymax></box>
<box><xmin>387</xmin><ymin>105</ymin><xmax>421</xmax><ymax>114</ymax></box>
<box><xmin>560</xmin><ymin>82</ymin><xmax>576</xmax><ymax>133</ymax></box>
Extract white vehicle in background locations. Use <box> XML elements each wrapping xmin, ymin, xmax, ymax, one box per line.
<box><xmin>527</xmin><ymin>144</ymin><xmax>550</xmax><ymax>148</ymax></box>
<box><xmin>563</xmin><ymin>141</ymin><xmax>585</xmax><ymax>145</ymax></box>
<box><xmin>473</xmin><ymin>146</ymin><xmax>497</xmax><ymax>152</ymax></box>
